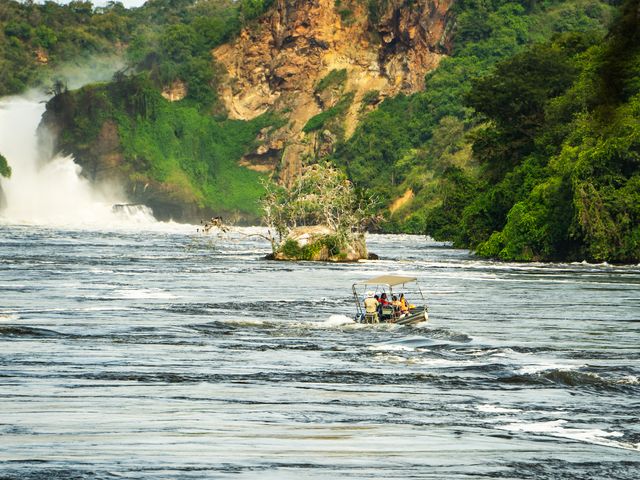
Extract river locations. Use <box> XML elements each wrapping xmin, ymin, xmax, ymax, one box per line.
<box><xmin>1</xmin><ymin>224</ymin><xmax>639</xmax><ymax>479</ymax></box>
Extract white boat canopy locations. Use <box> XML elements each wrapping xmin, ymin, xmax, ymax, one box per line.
<box><xmin>354</xmin><ymin>275</ymin><xmax>417</xmax><ymax>287</ymax></box>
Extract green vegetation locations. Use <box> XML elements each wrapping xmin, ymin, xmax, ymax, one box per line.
<box><xmin>0</xmin><ymin>0</ymin><xmax>136</xmax><ymax>95</ymax></box>
<box><xmin>3</xmin><ymin>0</ymin><xmax>637</xmax><ymax>262</ymax></box>
<box><xmin>315</xmin><ymin>69</ymin><xmax>348</xmax><ymax>93</ymax></box>
<box><xmin>239</xmin><ymin>0</ymin><xmax>274</xmax><ymax>21</ymax></box>
<box><xmin>330</xmin><ymin>0</ymin><xmax>640</xmax><ymax>262</ymax></box>
<box><xmin>361</xmin><ymin>90</ymin><xmax>380</xmax><ymax>107</ymax></box>
<box><xmin>125</xmin><ymin>0</ymin><xmax>273</xmax><ymax>108</ymax></box>
<box><xmin>48</xmin><ymin>73</ymin><xmax>277</xmax><ymax>219</ymax></box>
<box><xmin>279</xmin><ymin>235</ymin><xmax>343</xmax><ymax>261</ymax></box>
<box><xmin>303</xmin><ymin>92</ymin><xmax>354</xmax><ymax>133</ymax></box>
<box><xmin>261</xmin><ymin>162</ymin><xmax>373</xmax><ymax>258</ymax></box>
<box><xmin>334</xmin><ymin>0</ymin><xmax>614</xmax><ymax>202</ymax></box>
<box><xmin>468</xmin><ymin>0</ymin><xmax>640</xmax><ymax>262</ymax></box>
<box><xmin>0</xmin><ymin>153</ymin><xmax>11</xmax><ymax>178</ymax></box>
<box><xmin>30</xmin><ymin>1</ymin><xmax>280</xmax><ymax>220</ymax></box>
<box><xmin>0</xmin><ymin>0</ymin><xmax>277</xmax><ymax>98</ymax></box>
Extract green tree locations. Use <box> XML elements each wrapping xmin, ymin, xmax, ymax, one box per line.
<box><xmin>239</xmin><ymin>0</ymin><xmax>273</xmax><ymax>22</ymax></box>
<box><xmin>466</xmin><ymin>44</ymin><xmax>578</xmax><ymax>180</ymax></box>
<box><xmin>0</xmin><ymin>153</ymin><xmax>11</xmax><ymax>178</ymax></box>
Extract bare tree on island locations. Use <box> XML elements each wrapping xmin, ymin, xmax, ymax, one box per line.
<box><xmin>261</xmin><ymin>162</ymin><xmax>376</xmax><ymax>261</ymax></box>
<box><xmin>197</xmin><ymin>162</ymin><xmax>375</xmax><ymax>261</ymax></box>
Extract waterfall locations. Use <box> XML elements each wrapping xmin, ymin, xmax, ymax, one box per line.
<box><xmin>0</xmin><ymin>92</ymin><xmax>156</xmax><ymax>228</ymax></box>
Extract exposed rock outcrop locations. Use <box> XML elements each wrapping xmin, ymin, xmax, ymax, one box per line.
<box><xmin>161</xmin><ymin>80</ymin><xmax>187</xmax><ymax>102</ymax></box>
<box><xmin>214</xmin><ymin>0</ymin><xmax>455</xmax><ymax>182</ymax></box>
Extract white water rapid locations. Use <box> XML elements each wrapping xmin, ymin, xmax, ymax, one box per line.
<box><xmin>0</xmin><ymin>93</ymin><xmax>156</xmax><ymax>229</ymax></box>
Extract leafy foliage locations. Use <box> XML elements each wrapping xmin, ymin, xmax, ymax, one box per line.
<box><xmin>239</xmin><ymin>0</ymin><xmax>274</xmax><ymax>21</ymax></box>
<box><xmin>31</xmin><ymin>1</ymin><xmax>282</xmax><ymax>221</ymax></box>
<box><xmin>47</xmin><ymin>73</ymin><xmax>276</xmax><ymax>219</ymax></box>
<box><xmin>330</xmin><ymin>0</ymin><xmax>636</xmax><ymax>263</ymax></box>
<box><xmin>456</xmin><ymin>0</ymin><xmax>640</xmax><ymax>262</ymax></box>
<box><xmin>4</xmin><ymin>0</ymin><xmax>637</xmax><ymax>262</ymax></box>
<box><xmin>0</xmin><ymin>0</ymin><xmax>136</xmax><ymax>95</ymax></box>
<box><xmin>303</xmin><ymin>93</ymin><xmax>354</xmax><ymax>133</ymax></box>
<box><xmin>315</xmin><ymin>69</ymin><xmax>348</xmax><ymax>93</ymax></box>
<box><xmin>332</xmin><ymin>0</ymin><xmax>613</xmax><ymax>206</ymax></box>
<box><xmin>0</xmin><ymin>152</ymin><xmax>11</xmax><ymax>178</ymax></box>
<box><xmin>0</xmin><ymin>0</ymin><xmax>275</xmax><ymax>99</ymax></box>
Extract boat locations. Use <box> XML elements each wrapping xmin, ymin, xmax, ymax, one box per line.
<box><xmin>352</xmin><ymin>275</ymin><xmax>429</xmax><ymax>326</ymax></box>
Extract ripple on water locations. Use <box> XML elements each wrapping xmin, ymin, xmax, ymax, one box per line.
<box><xmin>0</xmin><ymin>227</ymin><xmax>639</xmax><ymax>479</ymax></box>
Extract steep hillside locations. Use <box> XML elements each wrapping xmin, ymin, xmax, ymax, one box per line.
<box><xmin>470</xmin><ymin>0</ymin><xmax>640</xmax><ymax>262</ymax></box>
<box><xmin>0</xmin><ymin>0</ymin><xmax>136</xmax><ymax>95</ymax></box>
<box><xmin>31</xmin><ymin>0</ymin><xmax>639</xmax><ymax>263</ymax></box>
<box><xmin>41</xmin><ymin>0</ymin><xmax>455</xmax><ymax>222</ymax></box>
<box><xmin>329</xmin><ymin>1</ymin><xmax>618</xmax><ymax>239</ymax></box>
<box><xmin>214</xmin><ymin>0</ymin><xmax>454</xmax><ymax>183</ymax></box>
<box><xmin>37</xmin><ymin>1</ymin><xmax>281</xmax><ymax>223</ymax></box>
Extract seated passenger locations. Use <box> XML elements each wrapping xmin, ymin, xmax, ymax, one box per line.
<box><xmin>392</xmin><ymin>295</ymin><xmax>401</xmax><ymax>308</ymax></box>
<box><xmin>392</xmin><ymin>294</ymin><xmax>401</xmax><ymax>310</ymax></box>
<box><xmin>379</xmin><ymin>293</ymin><xmax>391</xmax><ymax>306</ymax></box>
<box><xmin>391</xmin><ymin>295</ymin><xmax>402</xmax><ymax>320</ymax></box>
<box><xmin>399</xmin><ymin>293</ymin><xmax>411</xmax><ymax>313</ymax></box>
<box><xmin>363</xmin><ymin>291</ymin><xmax>379</xmax><ymax>322</ymax></box>
<box><xmin>378</xmin><ymin>293</ymin><xmax>393</xmax><ymax>319</ymax></box>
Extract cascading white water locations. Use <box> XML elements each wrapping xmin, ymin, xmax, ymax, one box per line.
<box><xmin>0</xmin><ymin>92</ymin><xmax>156</xmax><ymax>228</ymax></box>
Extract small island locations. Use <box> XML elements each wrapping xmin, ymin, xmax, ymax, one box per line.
<box><xmin>261</xmin><ymin>162</ymin><xmax>373</xmax><ymax>262</ymax></box>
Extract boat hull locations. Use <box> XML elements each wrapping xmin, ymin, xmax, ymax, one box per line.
<box><xmin>395</xmin><ymin>310</ymin><xmax>429</xmax><ymax>326</ymax></box>
<box><xmin>355</xmin><ymin>309</ymin><xmax>428</xmax><ymax>326</ymax></box>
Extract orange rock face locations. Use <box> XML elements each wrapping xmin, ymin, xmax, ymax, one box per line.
<box><xmin>213</xmin><ymin>0</ymin><xmax>455</xmax><ymax>181</ymax></box>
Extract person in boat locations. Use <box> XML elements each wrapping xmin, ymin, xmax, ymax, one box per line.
<box><xmin>392</xmin><ymin>295</ymin><xmax>402</xmax><ymax>316</ymax></box>
<box><xmin>399</xmin><ymin>293</ymin><xmax>411</xmax><ymax>314</ymax></box>
<box><xmin>378</xmin><ymin>293</ymin><xmax>393</xmax><ymax>320</ymax></box>
<box><xmin>379</xmin><ymin>292</ymin><xmax>391</xmax><ymax>307</ymax></box>
<box><xmin>363</xmin><ymin>291</ymin><xmax>379</xmax><ymax>322</ymax></box>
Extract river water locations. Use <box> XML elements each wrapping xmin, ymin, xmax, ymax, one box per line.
<box><xmin>1</xmin><ymin>224</ymin><xmax>639</xmax><ymax>479</ymax></box>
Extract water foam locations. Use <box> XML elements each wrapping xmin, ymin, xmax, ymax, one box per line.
<box><xmin>498</xmin><ymin>419</ymin><xmax>638</xmax><ymax>451</ymax></box>
<box><xmin>114</xmin><ymin>288</ymin><xmax>178</xmax><ymax>300</ymax></box>
<box><xmin>369</xmin><ymin>344</ymin><xmax>415</xmax><ymax>352</ymax></box>
<box><xmin>517</xmin><ymin>363</ymin><xmax>584</xmax><ymax>375</ymax></box>
<box><xmin>477</xmin><ymin>404</ymin><xmax>522</xmax><ymax>414</ymax></box>
<box><xmin>0</xmin><ymin>94</ymin><xmax>157</xmax><ymax>229</ymax></box>
<box><xmin>321</xmin><ymin>314</ymin><xmax>356</xmax><ymax>327</ymax></box>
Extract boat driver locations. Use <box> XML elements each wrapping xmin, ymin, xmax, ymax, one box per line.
<box><xmin>363</xmin><ymin>291</ymin><xmax>379</xmax><ymax>322</ymax></box>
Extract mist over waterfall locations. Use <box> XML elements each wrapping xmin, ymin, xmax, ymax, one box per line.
<box><xmin>0</xmin><ymin>93</ymin><xmax>156</xmax><ymax>229</ymax></box>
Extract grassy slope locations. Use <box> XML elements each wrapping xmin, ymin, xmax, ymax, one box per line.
<box><xmin>48</xmin><ymin>74</ymin><xmax>277</xmax><ymax>220</ymax></box>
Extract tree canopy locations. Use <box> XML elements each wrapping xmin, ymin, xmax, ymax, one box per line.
<box><xmin>0</xmin><ymin>153</ymin><xmax>11</xmax><ymax>178</ymax></box>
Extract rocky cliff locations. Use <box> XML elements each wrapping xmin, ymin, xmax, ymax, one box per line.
<box><xmin>214</xmin><ymin>0</ymin><xmax>455</xmax><ymax>184</ymax></box>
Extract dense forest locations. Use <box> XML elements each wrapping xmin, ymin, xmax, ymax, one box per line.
<box><xmin>0</xmin><ymin>0</ymin><xmax>132</xmax><ymax>95</ymax></box>
<box><xmin>334</xmin><ymin>0</ymin><xmax>639</xmax><ymax>263</ymax></box>
<box><xmin>0</xmin><ymin>0</ymin><xmax>271</xmax><ymax>95</ymax></box>
<box><xmin>1</xmin><ymin>0</ymin><xmax>638</xmax><ymax>262</ymax></box>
